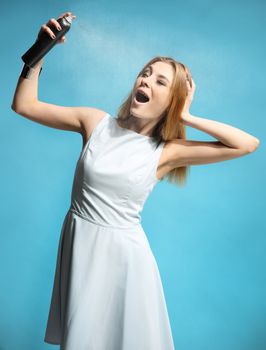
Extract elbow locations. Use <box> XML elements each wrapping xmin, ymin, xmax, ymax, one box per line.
<box><xmin>11</xmin><ymin>103</ymin><xmax>17</xmax><ymax>112</ymax></box>
<box><xmin>11</xmin><ymin>99</ymin><xmax>37</xmax><ymax>114</ymax></box>
<box><xmin>11</xmin><ymin>102</ymin><xmax>26</xmax><ymax>115</ymax></box>
<box><xmin>11</xmin><ymin>100</ymin><xmax>20</xmax><ymax>113</ymax></box>
<box><xmin>245</xmin><ymin>138</ymin><xmax>260</xmax><ymax>153</ymax></box>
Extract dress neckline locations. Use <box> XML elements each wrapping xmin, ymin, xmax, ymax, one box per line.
<box><xmin>113</xmin><ymin>117</ymin><xmax>153</xmax><ymax>140</ymax></box>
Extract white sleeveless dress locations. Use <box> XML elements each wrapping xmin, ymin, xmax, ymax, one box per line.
<box><xmin>44</xmin><ymin>113</ymin><xmax>175</xmax><ymax>350</ymax></box>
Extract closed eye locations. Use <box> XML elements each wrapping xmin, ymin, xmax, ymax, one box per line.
<box><xmin>141</xmin><ymin>73</ymin><xmax>166</xmax><ymax>86</ymax></box>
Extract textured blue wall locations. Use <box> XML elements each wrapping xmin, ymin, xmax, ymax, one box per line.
<box><xmin>1</xmin><ymin>0</ymin><xmax>265</xmax><ymax>349</ymax></box>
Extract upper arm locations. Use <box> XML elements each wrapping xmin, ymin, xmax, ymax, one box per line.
<box><xmin>168</xmin><ymin>139</ymin><xmax>253</xmax><ymax>168</ymax></box>
<box><xmin>12</xmin><ymin>101</ymin><xmax>107</xmax><ymax>135</ymax></box>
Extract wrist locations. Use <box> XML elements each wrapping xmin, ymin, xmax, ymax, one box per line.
<box><xmin>20</xmin><ymin>63</ymin><xmax>42</xmax><ymax>79</ymax></box>
<box><xmin>181</xmin><ymin>112</ymin><xmax>193</xmax><ymax>125</ymax></box>
<box><xmin>32</xmin><ymin>58</ymin><xmax>44</xmax><ymax>69</ymax></box>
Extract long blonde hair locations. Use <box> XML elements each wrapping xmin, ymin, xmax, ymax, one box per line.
<box><xmin>116</xmin><ymin>56</ymin><xmax>192</xmax><ymax>187</ymax></box>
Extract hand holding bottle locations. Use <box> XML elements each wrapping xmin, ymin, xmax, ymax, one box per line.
<box><xmin>36</xmin><ymin>12</ymin><xmax>77</xmax><ymax>45</ymax></box>
<box><xmin>21</xmin><ymin>11</ymin><xmax>77</xmax><ymax>68</ymax></box>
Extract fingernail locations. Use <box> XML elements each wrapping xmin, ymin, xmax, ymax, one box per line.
<box><xmin>57</xmin><ymin>26</ymin><xmax>62</xmax><ymax>31</ymax></box>
<box><xmin>52</xmin><ymin>34</ymin><xmax>56</xmax><ymax>39</ymax></box>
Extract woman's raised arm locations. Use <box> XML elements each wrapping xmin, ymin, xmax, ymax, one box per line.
<box><xmin>11</xmin><ymin>12</ymin><xmax>106</xmax><ymax>135</ymax></box>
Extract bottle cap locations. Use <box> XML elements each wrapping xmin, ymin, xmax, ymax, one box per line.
<box><xmin>64</xmin><ymin>15</ymin><xmax>73</xmax><ymax>24</ymax></box>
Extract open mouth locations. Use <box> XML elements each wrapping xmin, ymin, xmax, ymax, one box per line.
<box><xmin>135</xmin><ymin>91</ymin><xmax>150</xmax><ymax>103</ymax></box>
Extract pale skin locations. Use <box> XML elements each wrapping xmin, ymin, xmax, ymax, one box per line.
<box><xmin>11</xmin><ymin>11</ymin><xmax>260</xmax><ymax>181</ymax></box>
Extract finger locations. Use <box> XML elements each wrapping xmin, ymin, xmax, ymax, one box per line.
<box><xmin>186</xmin><ymin>79</ymin><xmax>192</xmax><ymax>90</ymax></box>
<box><xmin>59</xmin><ymin>36</ymin><xmax>67</xmax><ymax>43</ymax></box>
<box><xmin>187</xmin><ymin>76</ymin><xmax>192</xmax><ymax>89</ymax></box>
<box><xmin>48</xmin><ymin>18</ymin><xmax>62</xmax><ymax>31</ymax></box>
<box><xmin>40</xmin><ymin>24</ymin><xmax>56</xmax><ymax>39</ymax></box>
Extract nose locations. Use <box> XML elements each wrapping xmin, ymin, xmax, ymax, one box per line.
<box><xmin>140</xmin><ymin>76</ymin><xmax>150</xmax><ymax>88</ymax></box>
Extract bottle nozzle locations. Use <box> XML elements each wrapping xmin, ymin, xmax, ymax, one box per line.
<box><xmin>64</xmin><ymin>15</ymin><xmax>73</xmax><ymax>24</ymax></box>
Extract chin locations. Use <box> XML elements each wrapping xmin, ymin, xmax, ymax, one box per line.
<box><xmin>130</xmin><ymin>104</ymin><xmax>151</xmax><ymax>117</ymax></box>
<box><xmin>129</xmin><ymin>109</ymin><xmax>144</xmax><ymax>119</ymax></box>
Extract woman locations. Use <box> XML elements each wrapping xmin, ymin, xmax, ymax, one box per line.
<box><xmin>12</xmin><ymin>11</ymin><xmax>260</xmax><ymax>350</ymax></box>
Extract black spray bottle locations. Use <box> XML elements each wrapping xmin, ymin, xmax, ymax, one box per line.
<box><xmin>21</xmin><ymin>15</ymin><xmax>73</xmax><ymax>68</ymax></box>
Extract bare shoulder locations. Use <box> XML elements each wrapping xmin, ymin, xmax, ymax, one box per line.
<box><xmin>80</xmin><ymin>107</ymin><xmax>108</xmax><ymax>142</ymax></box>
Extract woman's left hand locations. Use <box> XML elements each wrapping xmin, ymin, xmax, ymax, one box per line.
<box><xmin>180</xmin><ymin>77</ymin><xmax>196</xmax><ymax>124</ymax></box>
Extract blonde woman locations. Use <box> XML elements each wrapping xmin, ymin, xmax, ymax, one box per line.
<box><xmin>12</xmin><ymin>11</ymin><xmax>259</xmax><ymax>350</ymax></box>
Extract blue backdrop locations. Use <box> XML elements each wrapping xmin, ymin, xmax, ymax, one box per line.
<box><xmin>1</xmin><ymin>0</ymin><xmax>265</xmax><ymax>349</ymax></box>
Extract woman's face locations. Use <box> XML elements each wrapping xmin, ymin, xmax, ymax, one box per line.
<box><xmin>130</xmin><ymin>61</ymin><xmax>175</xmax><ymax>120</ymax></box>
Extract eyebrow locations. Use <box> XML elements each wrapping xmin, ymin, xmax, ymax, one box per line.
<box><xmin>143</xmin><ymin>65</ymin><xmax>170</xmax><ymax>83</ymax></box>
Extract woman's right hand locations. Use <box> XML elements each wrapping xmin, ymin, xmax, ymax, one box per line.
<box><xmin>36</xmin><ymin>11</ymin><xmax>77</xmax><ymax>44</ymax></box>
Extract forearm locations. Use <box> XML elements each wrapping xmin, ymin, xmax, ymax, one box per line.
<box><xmin>11</xmin><ymin>59</ymin><xmax>44</xmax><ymax>111</ymax></box>
<box><xmin>183</xmin><ymin>113</ymin><xmax>260</xmax><ymax>151</ymax></box>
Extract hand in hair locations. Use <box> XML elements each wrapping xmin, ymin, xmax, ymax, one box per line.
<box><xmin>180</xmin><ymin>77</ymin><xmax>196</xmax><ymax>124</ymax></box>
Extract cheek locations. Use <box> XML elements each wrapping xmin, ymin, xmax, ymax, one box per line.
<box><xmin>156</xmin><ymin>92</ymin><xmax>170</xmax><ymax>108</ymax></box>
<box><xmin>163</xmin><ymin>90</ymin><xmax>172</xmax><ymax>106</ymax></box>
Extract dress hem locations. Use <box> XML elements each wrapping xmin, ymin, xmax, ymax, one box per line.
<box><xmin>44</xmin><ymin>339</ymin><xmax>61</xmax><ymax>345</ymax></box>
